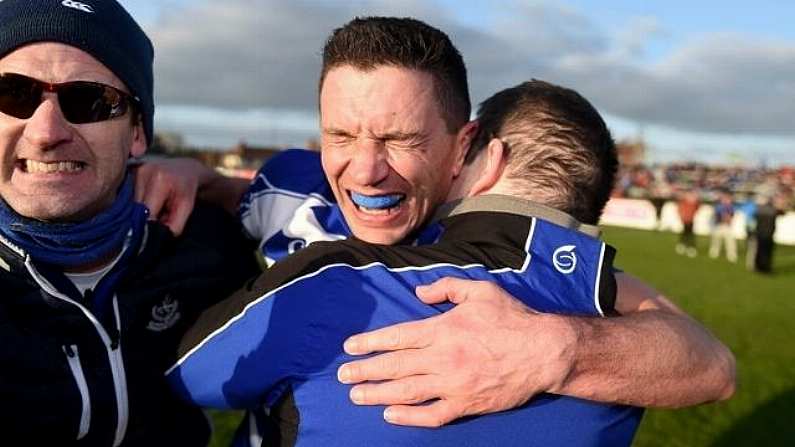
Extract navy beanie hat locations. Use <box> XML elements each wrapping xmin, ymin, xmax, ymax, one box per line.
<box><xmin>0</xmin><ymin>0</ymin><xmax>155</xmax><ymax>146</ymax></box>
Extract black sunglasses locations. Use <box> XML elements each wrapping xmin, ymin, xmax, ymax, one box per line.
<box><xmin>0</xmin><ymin>72</ymin><xmax>139</xmax><ymax>124</ymax></box>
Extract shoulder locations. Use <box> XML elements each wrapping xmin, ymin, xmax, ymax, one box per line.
<box><xmin>257</xmin><ymin>239</ymin><xmax>379</xmax><ymax>291</ymax></box>
<box><xmin>247</xmin><ymin>149</ymin><xmax>331</xmax><ymax>199</ymax></box>
<box><xmin>182</xmin><ymin>200</ymin><xmax>252</xmax><ymax>247</ymax></box>
<box><xmin>142</xmin><ymin>201</ymin><xmax>259</xmax><ymax>279</ymax></box>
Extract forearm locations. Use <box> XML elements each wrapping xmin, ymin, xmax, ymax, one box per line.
<box><xmin>550</xmin><ymin>309</ymin><xmax>736</xmax><ymax>408</ymax></box>
<box><xmin>196</xmin><ymin>169</ymin><xmax>250</xmax><ymax>216</ymax></box>
<box><xmin>336</xmin><ymin>277</ymin><xmax>736</xmax><ymax>426</ymax></box>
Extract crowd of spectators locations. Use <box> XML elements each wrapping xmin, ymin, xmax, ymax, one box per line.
<box><xmin>614</xmin><ymin>162</ymin><xmax>795</xmax><ymax>210</ymax></box>
<box><xmin>614</xmin><ymin>162</ymin><xmax>791</xmax><ymax>273</ymax></box>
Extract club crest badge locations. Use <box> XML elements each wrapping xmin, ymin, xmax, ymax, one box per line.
<box><xmin>147</xmin><ymin>295</ymin><xmax>181</xmax><ymax>331</ymax></box>
<box><xmin>553</xmin><ymin>245</ymin><xmax>577</xmax><ymax>274</ymax></box>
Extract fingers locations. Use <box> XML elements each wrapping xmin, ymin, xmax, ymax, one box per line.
<box><xmin>416</xmin><ymin>277</ymin><xmax>498</xmax><ymax>305</ymax></box>
<box><xmin>140</xmin><ymin>181</ymin><xmax>169</xmax><ymax>223</ymax></box>
<box><xmin>338</xmin><ymin>349</ymin><xmax>433</xmax><ymax>384</ymax></box>
<box><xmin>415</xmin><ymin>277</ymin><xmax>475</xmax><ymax>305</ymax></box>
<box><xmin>348</xmin><ymin>374</ymin><xmax>441</xmax><ymax>406</ymax></box>
<box><xmin>131</xmin><ymin>161</ymin><xmax>200</xmax><ymax>236</ymax></box>
<box><xmin>343</xmin><ymin>318</ymin><xmax>434</xmax><ymax>355</ymax></box>
<box><xmin>133</xmin><ymin>164</ymin><xmax>170</xmax><ymax>218</ymax></box>
<box><xmin>132</xmin><ymin>165</ymin><xmax>147</xmax><ymax>203</ymax></box>
<box><xmin>382</xmin><ymin>401</ymin><xmax>460</xmax><ymax>428</ymax></box>
<box><xmin>162</xmin><ymin>190</ymin><xmax>195</xmax><ymax>236</ymax></box>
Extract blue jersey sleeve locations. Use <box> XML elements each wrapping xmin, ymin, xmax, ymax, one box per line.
<box><xmin>237</xmin><ymin>149</ymin><xmax>335</xmax><ymax>241</ymax></box>
<box><xmin>166</xmin><ymin>280</ymin><xmax>332</xmax><ymax>409</ymax></box>
<box><xmin>165</xmin><ymin>289</ymin><xmax>300</xmax><ymax>409</ymax></box>
<box><xmin>520</xmin><ymin>218</ymin><xmax>615</xmax><ymax>316</ymax></box>
<box><xmin>165</xmin><ymin>264</ymin><xmax>377</xmax><ymax>410</ymax></box>
<box><xmin>236</xmin><ymin>149</ymin><xmax>351</xmax><ymax>266</ymax></box>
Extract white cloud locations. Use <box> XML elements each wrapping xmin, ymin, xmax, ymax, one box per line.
<box><xmin>149</xmin><ymin>0</ymin><xmax>457</xmax><ymax>110</ymax></box>
<box><xmin>143</xmin><ymin>0</ymin><xmax>795</xmax><ymax>158</ymax></box>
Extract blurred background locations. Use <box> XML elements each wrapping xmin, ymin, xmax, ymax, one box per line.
<box><xmin>119</xmin><ymin>1</ymin><xmax>795</xmax><ymax>445</ymax></box>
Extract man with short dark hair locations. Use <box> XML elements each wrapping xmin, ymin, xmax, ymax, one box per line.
<box><xmin>316</xmin><ymin>21</ymin><xmax>733</xmax><ymax>427</ymax></box>
<box><xmin>466</xmin><ymin>79</ymin><xmax>616</xmax><ymax>225</ymax></box>
<box><xmin>315</xmin><ymin>16</ymin><xmax>476</xmax><ymax>246</ymax></box>
<box><xmin>0</xmin><ymin>1</ymin><xmax>257</xmax><ymax>444</ymax></box>
<box><xmin>168</xmin><ymin>79</ymin><xmax>643</xmax><ymax>446</ymax></box>
<box><xmin>141</xmin><ymin>15</ymin><xmax>734</xmax><ymax>435</ymax></box>
<box><xmin>320</xmin><ymin>16</ymin><xmax>471</xmax><ymax>133</ymax></box>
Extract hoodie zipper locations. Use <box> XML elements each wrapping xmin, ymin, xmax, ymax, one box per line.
<box><xmin>110</xmin><ymin>296</ymin><xmax>129</xmax><ymax>445</ymax></box>
<box><xmin>25</xmin><ymin>258</ymin><xmax>129</xmax><ymax>447</ymax></box>
<box><xmin>63</xmin><ymin>344</ymin><xmax>92</xmax><ymax>440</ymax></box>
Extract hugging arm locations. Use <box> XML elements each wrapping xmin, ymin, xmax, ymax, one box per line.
<box><xmin>553</xmin><ymin>272</ymin><xmax>736</xmax><ymax>407</ymax></box>
<box><xmin>133</xmin><ymin>158</ymin><xmax>249</xmax><ymax>235</ymax></box>
<box><xmin>338</xmin><ymin>274</ymin><xmax>736</xmax><ymax>427</ymax></box>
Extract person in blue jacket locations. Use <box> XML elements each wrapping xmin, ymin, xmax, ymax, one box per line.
<box><xmin>167</xmin><ymin>79</ymin><xmax>642</xmax><ymax>446</ymax></box>
<box><xmin>140</xmin><ymin>16</ymin><xmax>734</xmax><ymax>438</ymax></box>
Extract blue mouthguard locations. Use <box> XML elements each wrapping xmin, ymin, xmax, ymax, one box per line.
<box><xmin>350</xmin><ymin>192</ymin><xmax>404</xmax><ymax>209</ymax></box>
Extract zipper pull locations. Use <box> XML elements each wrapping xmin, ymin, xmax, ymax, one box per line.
<box><xmin>84</xmin><ymin>288</ymin><xmax>94</xmax><ymax>305</ymax></box>
<box><xmin>109</xmin><ymin>326</ymin><xmax>120</xmax><ymax>350</ymax></box>
<box><xmin>64</xmin><ymin>344</ymin><xmax>76</xmax><ymax>357</ymax></box>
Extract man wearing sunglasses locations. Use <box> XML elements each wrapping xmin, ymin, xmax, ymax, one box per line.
<box><xmin>0</xmin><ymin>1</ymin><xmax>257</xmax><ymax>445</ymax></box>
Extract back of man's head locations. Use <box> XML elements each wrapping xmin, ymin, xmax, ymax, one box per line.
<box><xmin>0</xmin><ymin>0</ymin><xmax>154</xmax><ymax>146</ymax></box>
<box><xmin>470</xmin><ymin>80</ymin><xmax>617</xmax><ymax>225</ymax></box>
<box><xmin>320</xmin><ymin>16</ymin><xmax>470</xmax><ymax>133</ymax></box>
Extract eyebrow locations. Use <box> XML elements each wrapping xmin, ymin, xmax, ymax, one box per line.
<box><xmin>378</xmin><ymin>131</ymin><xmax>423</xmax><ymax>141</ymax></box>
<box><xmin>322</xmin><ymin>127</ymin><xmax>353</xmax><ymax>136</ymax></box>
<box><xmin>322</xmin><ymin>128</ymin><xmax>423</xmax><ymax>141</ymax></box>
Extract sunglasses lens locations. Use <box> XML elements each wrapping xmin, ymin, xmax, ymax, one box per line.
<box><xmin>0</xmin><ymin>74</ymin><xmax>42</xmax><ymax>119</ymax></box>
<box><xmin>59</xmin><ymin>83</ymin><xmax>127</xmax><ymax>124</ymax></box>
<box><xmin>0</xmin><ymin>74</ymin><xmax>133</xmax><ymax>124</ymax></box>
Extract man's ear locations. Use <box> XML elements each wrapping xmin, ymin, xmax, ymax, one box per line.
<box><xmin>130</xmin><ymin>119</ymin><xmax>147</xmax><ymax>158</ymax></box>
<box><xmin>451</xmin><ymin>120</ymin><xmax>479</xmax><ymax>178</ymax></box>
<box><xmin>467</xmin><ymin>137</ymin><xmax>506</xmax><ymax>197</ymax></box>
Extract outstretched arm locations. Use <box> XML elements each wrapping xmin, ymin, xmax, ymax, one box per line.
<box><xmin>337</xmin><ymin>274</ymin><xmax>735</xmax><ymax>427</ymax></box>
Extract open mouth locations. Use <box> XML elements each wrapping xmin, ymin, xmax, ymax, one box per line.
<box><xmin>18</xmin><ymin>159</ymin><xmax>86</xmax><ymax>174</ymax></box>
<box><xmin>349</xmin><ymin>191</ymin><xmax>406</xmax><ymax>215</ymax></box>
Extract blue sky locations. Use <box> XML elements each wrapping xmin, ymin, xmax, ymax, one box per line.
<box><xmin>119</xmin><ymin>0</ymin><xmax>795</xmax><ymax>166</ymax></box>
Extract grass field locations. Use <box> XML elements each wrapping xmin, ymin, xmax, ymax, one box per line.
<box><xmin>208</xmin><ymin>226</ymin><xmax>795</xmax><ymax>446</ymax></box>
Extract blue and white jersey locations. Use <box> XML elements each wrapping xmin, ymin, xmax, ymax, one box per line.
<box><xmin>168</xmin><ymin>149</ymin><xmax>640</xmax><ymax>446</ymax></box>
<box><xmin>239</xmin><ymin>149</ymin><xmax>350</xmax><ymax>266</ymax></box>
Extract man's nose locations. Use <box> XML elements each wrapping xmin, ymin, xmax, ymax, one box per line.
<box><xmin>349</xmin><ymin>139</ymin><xmax>389</xmax><ymax>185</ymax></box>
<box><xmin>21</xmin><ymin>95</ymin><xmax>73</xmax><ymax>149</ymax></box>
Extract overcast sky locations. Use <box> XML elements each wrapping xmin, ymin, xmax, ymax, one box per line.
<box><xmin>119</xmin><ymin>0</ymin><xmax>795</xmax><ymax>166</ymax></box>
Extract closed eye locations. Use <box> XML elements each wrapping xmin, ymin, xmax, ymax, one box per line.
<box><xmin>323</xmin><ymin>128</ymin><xmax>356</xmax><ymax>145</ymax></box>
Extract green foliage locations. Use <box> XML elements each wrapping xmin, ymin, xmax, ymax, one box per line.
<box><xmin>208</xmin><ymin>227</ymin><xmax>795</xmax><ymax>446</ymax></box>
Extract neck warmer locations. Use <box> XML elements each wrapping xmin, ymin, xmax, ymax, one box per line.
<box><xmin>0</xmin><ymin>175</ymin><xmax>149</xmax><ymax>268</ymax></box>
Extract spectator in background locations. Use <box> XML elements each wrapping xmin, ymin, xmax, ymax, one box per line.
<box><xmin>676</xmin><ymin>189</ymin><xmax>700</xmax><ymax>257</ymax></box>
<box><xmin>709</xmin><ymin>190</ymin><xmax>738</xmax><ymax>263</ymax></box>
<box><xmin>753</xmin><ymin>195</ymin><xmax>784</xmax><ymax>273</ymax></box>
<box><xmin>650</xmin><ymin>183</ymin><xmax>670</xmax><ymax>231</ymax></box>
<box><xmin>739</xmin><ymin>196</ymin><xmax>758</xmax><ymax>270</ymax></box>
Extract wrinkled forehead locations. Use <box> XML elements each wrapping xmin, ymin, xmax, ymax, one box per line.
<box><xmin>320</xmin><ymin>65</ymin><xmax>445</xmax><ymax>127</ymax></box>
<box><xmin>0</xmin><ymin>42</ymin><xmax>125</xmax><ymax>90</ymax></box>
